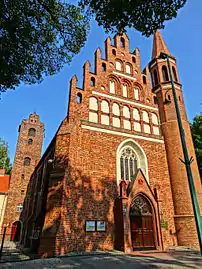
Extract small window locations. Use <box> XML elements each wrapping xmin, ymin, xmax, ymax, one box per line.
<box><xmin>122</xmin><ymin>85</ymin><xmax>128</xmax><ymax>97</ymax></box>
<box><xmin>28</xmin><ymin>128</ymin><xmax>36</xmax><ymax>137</ymax></box>
<box><xmin>102</xmin><ymin>63</ymin><xmax>106</xmax><ymax>72</ymax></box>
<box><xmin>179</xmin><ymin>96</ymin><xmax>181</xmax><ymax>102</ymax></box>
<box><xmin>21</xmin><ymin>190</ymin><xmax>25</xmax><ymax>195</ymax></box>
<box><xmin>134</xmin><ymin>88</ymin><xmax>139</xmax><ymax>100</ymax></box>
<box><xmin>112</xmin><ymin>103</ymin><xmax>120</xmax><ymax>116</ymax></box>
<box><xmin>126</xmin><ymin>63</ymin><xmax>132</xmax><ymax>74</ymax></box>
<box><xmin>142</xmin><ymin>111</ymin><xmax>149</xmax><ymax>123</ymax></box>
<box><xmin>90</xmin><ymin>77</ymin><xmax>95</xmax><ymax>86</ymax></box>
<box><xmin>115</xmin><ymin>60</ymin><xmax>122</xmax><ymax>71</ymax></box>
<box><xmin>153</xmin><ymin>69</ymin><xmax>158</xmax><ymax>85</ymax></box>
<box><xmin>109</xmin><ymin>80</ymin><xmax>115</xmax><ymax>94</ymax></box>
<box><xmin>132</xmin><ymin>57</ymin><xmax>136</xmax><ymax>64</ymax></box>
<box><xmin>24</xmin><ymin>157</ymin><xmax>31</xmax><ymax>166</ymax></box>
<box><xmin>168</xmin><ymin>94</ymin><xmax>171</xmax><ymax>101</ymax></box>
<box><xmin>162</xmin><ymin>66</ymin><xmax>169</xmax><ymax>82</ymax></box>
<box><xmin>133</xmin><ymin>108</ymin><xmax>140</xmax><ymax>121</ymax></box>
<box><xmin>172</xmin><ymin>66</ymin><xmax>178</xmax><ymax>82</ymax></box>
<box><xmin>120</xmin><ymin>37</ymin><xmax>125</xmax><ymax>48</ymax></box>
<box><xmin>123</xmin><ymin>106</ymin><xmax>130</xmax><ymax>118</ymax></box>
<box><xmin>151</xmin><ymin>113</ymin><xmax>158</xmax><ymax>125</ymax></box>
<box><xmin>21</xmin><ymin>174</ymin><xmax>25</xmax><ymax>181</ymax></box>
<box><xmin>143</xmin><ymin>76</ymin><xmax>146</xmax><ymax>84</ymax></box>
<box><xmin>76</xmin><ymin>93</ymin><xmax>82</xmax><ymax>104</ymax></box>
<box><xmin>89</xmin><ymin>97</ymin><xmax>98</xmax><ymax>111</ymax></box>
<box><xmin>112</xmin><ymin>49</ymin><xmax>116</xmax><ymax>56</ymax></box>
<box><xmin>16</xmin><ymin>204</ymin><xmax>23</xmax><ymax>213</ymax></box>
<box><xmin>101</xmin><ymin>100</ymin><xmax>109</xmax><ymax>113</ymax></box>
<box><xmin>28</xmin><ymin>138</ymin><xmax>33</xmax><ymax>145</ymax></box>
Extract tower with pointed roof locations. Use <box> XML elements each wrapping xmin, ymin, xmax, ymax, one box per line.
<box><xmin>149</xmin><ymin>31</ymin><xmax>202</xmax><ymax>248</ymax></box>
<box><xmin>3</xmin><ymin>113</ymin><xmax>44</xmax><ymax>240</ymax></box>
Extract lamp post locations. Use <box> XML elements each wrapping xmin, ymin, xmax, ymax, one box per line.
<box><xmin>159</xmin><ymin>52</ymin><xmax>202</xmax><ymax>254</ymax></box>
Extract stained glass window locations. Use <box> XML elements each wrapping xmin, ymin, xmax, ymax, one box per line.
<box><xmin>120</xmin><ymin>147</ymin><xmax>137</xmax><ymax>181</ymax></box>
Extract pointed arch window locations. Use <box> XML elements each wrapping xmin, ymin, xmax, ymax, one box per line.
<box><xmin>172</xmin><ymin>66</ymin><xmax>178</xmax><ymax>82</ymax></box>
<box><xmin>153</xmin><ymin>69</ymin><xmax>158</xmax><ymax>85</ymax></box>
<box><xmin>120</xmin><ymin>147</ymin><xmax>138</xmax><ymax>181</ymax></box>
<box><xmin>162</xmin><ymin>66</ymin><xmax>169</xmax><ymax>82</ymax></box>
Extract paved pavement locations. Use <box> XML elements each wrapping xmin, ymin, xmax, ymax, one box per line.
<box><xmin>1</xmin><ymin>250</ymin><xmax>202</xmax><ymax>269</ymax></box>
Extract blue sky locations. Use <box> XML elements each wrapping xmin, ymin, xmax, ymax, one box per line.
<box><xmin>1</xmin><ymin>1</ymin><xmax>202</xmax><ymax>163</ymax></box>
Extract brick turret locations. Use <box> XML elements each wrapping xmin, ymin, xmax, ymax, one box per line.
<box><xmin>149</xmin><ymin>31</ymin><xmax>202</xmax><ymax>248</ymax></box>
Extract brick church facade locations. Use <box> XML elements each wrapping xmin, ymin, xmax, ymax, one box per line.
<box><xmin>8</xmin><ymin>32</ymin><xmax>202</xmax><ymax>256</ymax></box>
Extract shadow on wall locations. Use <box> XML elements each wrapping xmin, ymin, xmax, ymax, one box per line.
<box><xmin>21</xmin><ymin>153</ymin><xmax>119</xmax><ymax>257</ymax></box>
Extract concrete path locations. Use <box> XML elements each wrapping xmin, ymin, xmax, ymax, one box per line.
<box><xmin>1</xmin><ymin>251</ymin><xmax>202</xmax><ymax>269</ymax></box>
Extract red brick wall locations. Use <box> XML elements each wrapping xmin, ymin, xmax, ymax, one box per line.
<box><xmin>3</xmin><ymin>113</ymin><xmax>44</xmax><ymax>232</ymax></box>
<box><xmin>23</xmin><ymin>33</ymin><xmax>201</xmax><ymax>256</ymax></box>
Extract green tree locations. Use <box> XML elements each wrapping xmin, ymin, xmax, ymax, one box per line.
<box><xmin>190</xmin><ymin>113</ymin><xmax>202</xmax><ymax>179</ymax></box>
<box><xmin>0</xmin><ymin>138</ymin><xmax>12</xmax><ymax>175</ymax></box>
<box><xmin>1</xmin><ymin>0</ymin><xmax>89</xmax><ymax>93</ymax></box>
<box><xmin>79</xmin><ymin>0</ymin><xmax>187</xmax><ymax>37</ymax></box>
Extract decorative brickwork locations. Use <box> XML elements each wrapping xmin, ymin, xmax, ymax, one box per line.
<box><xmin>3</xmin><ymin>113</ymin><xmax>44</xmax><ymax>238</ymax></box>
<box><xmin>19</xmin><ymin>32</ymin><xmax>202</xmax><ymax>256</ymax></box>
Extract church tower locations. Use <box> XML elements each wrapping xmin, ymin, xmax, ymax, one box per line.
<box><xmin>149</xmin><ymin>31</ymin><xmax>202</xmax><ymax>248</ymax></box>
<box><xmin>3</xmin><ymin>113</ymin><xmax>44</xmax><ymax>238</ymax></box>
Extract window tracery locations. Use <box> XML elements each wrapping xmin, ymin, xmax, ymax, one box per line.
<box><xmin>130</xmin><ymin>196</ymin><xmax>152</xmax><ymax>216</ymax></box>
<box><xmin>120</xmin><ymin>147</ymin><xmax>138</xmax><ymax>181</ymax></box>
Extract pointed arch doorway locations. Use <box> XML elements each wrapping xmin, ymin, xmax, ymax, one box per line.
<box><xmin>130</xmin><ymin>195</ymin><xmax>156</xmax><ymax>250</ymax></box>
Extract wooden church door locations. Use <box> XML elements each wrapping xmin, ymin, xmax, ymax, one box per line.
<box><xmin>130</xmin><ymin>195</ymin><xmax>155</xmax><ymax>249</ymax></box>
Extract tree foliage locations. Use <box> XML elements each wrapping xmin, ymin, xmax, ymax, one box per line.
<box><xmin>1</xmin><ymin>0</ymin><xmax>90</xmax><ymax>92</ymax></box>
<box><xmin>190</xmin><ymin>113</ymin><xmax>202</xmax><ymax>179</ymax></box>
<box><xmin>79</xmin><ymin>0</ymin><xmax>187</xmax><ymax>36</ymax></box>
<box><xmin>0</xmin><ymin>138</ymin><xmax>12</xmax><ymax>175</ymax></box>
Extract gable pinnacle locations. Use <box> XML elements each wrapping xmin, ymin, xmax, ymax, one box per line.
<box><xmin>152</xmin><ymin>30</ymin><xmax>170</xmax><ymax>60</ymax></box>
